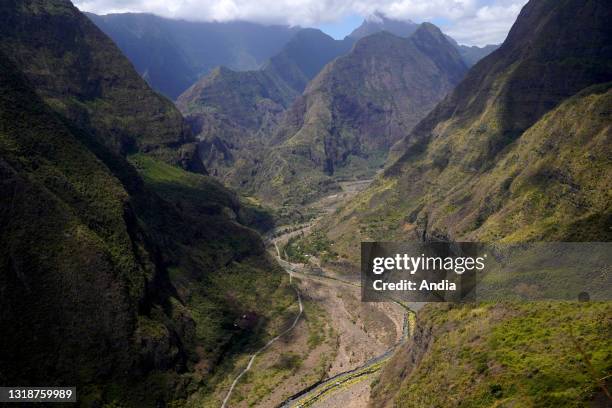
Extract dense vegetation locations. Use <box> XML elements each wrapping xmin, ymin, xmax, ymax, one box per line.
<box><xmin>372</xmin><ymin>302</ymin><xmax>611</xmax><ymax>407</ymax></box>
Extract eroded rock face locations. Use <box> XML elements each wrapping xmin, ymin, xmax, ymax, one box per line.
<box><xmin>238</xmin><ymin>24</ymin><xmax>468</xmax><ymax>205</ymax></box>
<box><xmin>175</xmin><ymin>29</ymin><xmax>355</xmax><ymax>185</ymax></box>
<box><xmin>279</xmin><ymin>25</ymin><xmax>467</xmax><ymax>173</ymax></box>
<box><xmin>176</xmin><ymin>23</ymin><xmax>469</xmax><ymax>206</ymax></box>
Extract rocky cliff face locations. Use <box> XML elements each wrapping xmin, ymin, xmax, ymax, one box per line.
<box><xmin>0</xmin><ymin>1</ymin><xmax>287</xmax><ymax>405</ymax></box>
<box><xmin>279</xmin><ymin>25</ymin><xmax>466</xmax><ymax>172</ymax></box>
<box><xmin>176</xmin><ymin>66</ymin><xmax>297</xmax><ymax>177</ymax></box>
<box><xmin>176</xmin><ymin>29</ymin><xmax>355</xmax><ymax>182</ymax></box>
<box><xmin>240</xmin><ymin>24</ymin><xmax>468</xmax><ymax>205</ymax></box>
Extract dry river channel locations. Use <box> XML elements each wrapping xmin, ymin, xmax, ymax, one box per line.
<box><xmin>221</xmin><ymin>179</ymin><xmax>415</xmax><ymax>408</ymax></box>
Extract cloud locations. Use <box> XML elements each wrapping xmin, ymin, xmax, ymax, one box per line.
<box><xmin>72</xmin><ymin>0</ymin><xmax>528</xmax><ymax>45</ymax></box>
<box><xmin>444</xmin><ymin>1</ymin><xmax>526</xmax><ymax>45</ymax></box>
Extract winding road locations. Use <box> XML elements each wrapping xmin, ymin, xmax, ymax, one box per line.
<box><xmin>221</xmin><ymin>179</ymin><xmax>410</xmax><ymax>408</ymax></box>
<box><xmin>220</xmin><ymin>249</ymin><xmax>304</xmax><ymax>408</ymax></box>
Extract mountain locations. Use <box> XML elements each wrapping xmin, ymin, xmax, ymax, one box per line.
<box><xmin>1</xmin><ymin>3</ymin><xmax>202</xmax><ymax>172</ymax></box>
<box><xmin>86</xmin><ymin>12</ymin><xmax>300</xmax><ymax>99</ymax></box>
<box><xmin>177</xmin><ymin>66</ymin><xmax>298</xmax><ymax>178</ymax></box>
<box><xmin>349</xmin><ymin>13</ymin><xmax>498</xmax><ymax>67</ymax></box>
<box><xmin>348</xmin><ymin>12</ymin><xmax>418</xmax><ymax>40</ymax></box>
<box><xmin>456</xmin><ymin>43</ymin><xmax>500</xmax><ymax>66</ymax></box>
<box><xmin>263</xmin><ymin>28</ymin><xmax>355</xmax><ymax>93</ymax></box>
<box><xmin>0</xmin><ymin>1</ymin><xmax>289</xmax><ymax>405</ymax></box>
<box><xmin>176</xmin><ymin>28</ymin><xmax>354</xmax><ymax>181</ymax></box>
<box><xmin>306</xmin><ymin>0</ymin><xmax>612</xmax><ymax>403</ymax></box>
<box><xmin>237</xmin><ymin>24</ymin><xmax>468</xmax><ymax>205</ymax></box>
<box><xmin>328</xmin><ymin>0</ymin><xmax>612</xmax><ymax>248</ymax></box>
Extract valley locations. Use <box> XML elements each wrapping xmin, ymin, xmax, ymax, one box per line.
<box><xmin>1</xmin><ymin>0</ymin><xmax>610</xmax><ymax>407</ymax></box>
<box><xmin>214</xmin><ymin>179</ymin><xmax>412</xmax><ymax>408</ymax></box>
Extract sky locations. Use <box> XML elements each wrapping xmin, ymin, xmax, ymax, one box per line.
<box><xmin>72</xmin><ymin>0</ymin><xmax>529</xmax><ymax>46</ymax></box>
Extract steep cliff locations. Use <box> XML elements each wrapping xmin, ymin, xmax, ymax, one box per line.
<box><xmin>241</xmin><ymin>24</ymin><xmax>468</xmax><ymax>205</ymax></box>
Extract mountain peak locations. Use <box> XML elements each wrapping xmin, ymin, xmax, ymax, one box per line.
<box><xmin>348</xmin><ymin>13</ymin><xmax>418</xmax><ymax>40</ymax></box>
<box><xmin>414</xmin><ymin>22</ymin><xmax>445</xmax><ymax>38</ymax></box>
<box><xmin>291</xmin><ymin>27</ymin><xmax>333</xmax><ymax>42</ymax></box>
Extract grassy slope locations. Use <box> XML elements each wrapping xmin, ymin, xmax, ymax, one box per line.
<box><xmin>372</xmin><ymin>302</ymin><xmax>611</xmax><ymax>407</ymax></box>
<box><xmin>326</xmin><ymin>84</ymin><xmax>611</xmax><ymax>267</ymax></box>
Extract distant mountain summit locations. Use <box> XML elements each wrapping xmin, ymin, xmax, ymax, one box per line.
<box><xmin>349</xmin><ymin>12</ymin><xmax>498</xmax><ymax>67</ymax></box>
<box><xmin>87</xmin><ymin>11</ymin><xmax>495</xmax><ymax>100</ymax></box>
<box><xmin>263</xmin><ymin>28</ymin><xmax>355</xmax><ymax>93</ymax></box>
<box><xmin>86</xmin><ymin>13</ymin><xmax>300</xmax><ymax>99</ymax></box>
<box><xmin>348</xmin><ymin>12</ymin><xmax>418</xmax><ymax>40</ymax></box>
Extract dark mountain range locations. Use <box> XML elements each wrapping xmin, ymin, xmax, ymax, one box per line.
<box><xmin>176</xmin><ymin>28</ymin><xmax>355</xmax><ymax>181</ymax></box>
<box><xmin>86</xmin><ymin>12</ymin><xmax>300</xmax><ymax>99</ymax></box>
<box><xmin>87</xmin><ymin>11</ymin><xmax>494</xmax><ymax>101</ymax></box>
<box><xmin>0</xmin><ymin>0</ymin><xmax>288</xmax><ymax>405</ymax></box>
<box><xmin>349</xmin><ymin>13</ymin><xmax>499</xmax><ymax>67</ymax></box>
<box><xmin>234</xmin><ymin>23</ymin><xmax>468</xmax><ymax>205</ymax></box>
<box><xmin>455</xmin><ymin>42</ymin><xmax>500</xmax><ymax>66</ymax></box>
<box><xmin>263</xmin><ymin>28</ymin><xmax>355</xmax><ymax>93</ymax></box>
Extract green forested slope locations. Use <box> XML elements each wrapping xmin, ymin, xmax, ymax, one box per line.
<box><xmin>0</xmin><ymin>1</ymin><xmax>291</xmax><ymax>406</ymax></box>
<box><xmin>332</xmin><ymin>0</ymin><xmax>612</xmax><ymax>405</ymax></box>
<box><xmin>371</xmin><ymin>302</ymin><xmax>611</xmax><ymax>407</ymax></box>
